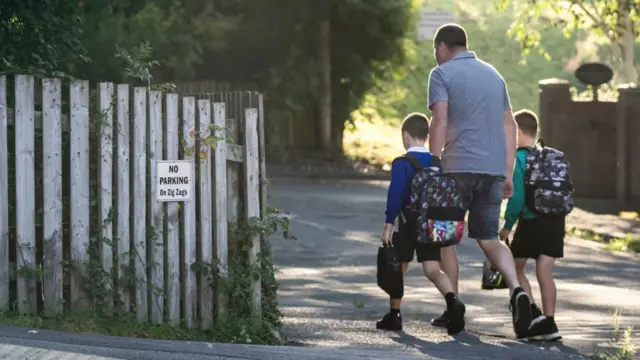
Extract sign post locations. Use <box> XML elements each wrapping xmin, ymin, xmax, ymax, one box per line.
<box><xmin>156</xmin><ymin>160</ymin><xmax>193</xmax><ymax>202</ymax></box>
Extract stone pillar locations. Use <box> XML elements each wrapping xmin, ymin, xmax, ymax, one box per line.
<box><xmin>538</xmin><ymin>79</ymin><xmax>571</xmax><ymax>146</ymax></box>
<box><xmin>616</xmin><ymin>86</ymin><xmax>640</xmax><ymax>208</ymax></box>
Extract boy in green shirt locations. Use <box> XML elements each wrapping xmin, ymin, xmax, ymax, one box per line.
<box><xmin>500</xmin><ymin>109</ymin><xmax>564</xmax><ymax>341</ymax></box>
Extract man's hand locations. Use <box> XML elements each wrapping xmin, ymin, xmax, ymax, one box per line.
<box><xmin>503</xmin><ymin>177</ymin><xmax>514</xmax><ymax>199</ymax></box>
<box><xmin>499</xmin><ymin>228</ymin><xmax>511</xmax><ymax>246</ymax></box>
<box><xmin>381</xmin><ymin>229</ymin><xmax>393</xmax><ymax>246</ymax></box>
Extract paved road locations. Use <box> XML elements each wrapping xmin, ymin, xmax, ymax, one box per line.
<box><xmin>268</xmin><ymin>177</ymin><xmax>640</xmax><ymax>360</ymax></box>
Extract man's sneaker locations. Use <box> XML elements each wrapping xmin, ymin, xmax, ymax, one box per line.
<box><xmin>376</xmin><ymin>312</ymin><xmax>402</xmax><ymax>331</ymax></box>
<box><xmin>530</xmin><ymin>304</ymin><xmax>546</xmax><ymax>326</ymax></box>
<box><xmin>430</xmin><ymin>310</ymin><xmax>449</xmax><ymax>328</ymax></box>
<box><xmin>528</xmin><ymin>317</ymin><xmax>562</xmax><ymax>341</ymax></box>
<box><xmin>446</xmin><ymin>298</ymin><xmax>466</xmax><ymax>335</ymax></box>
<box><xmin>510</xmin><ymin>288</ymin><xmax>532</xmax><ymax>335</ymax></box>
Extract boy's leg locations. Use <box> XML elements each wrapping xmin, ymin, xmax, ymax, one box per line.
<box><xmin>454</xmin><ymin>173</ymin><xmax>532</xmax><ymax>335</ymax></box>
<box><xmin>430</xmin><ymin>245</ymin><xmax>458</xmax><ymax>328</ymax></box>
<box><xmin>389</xmin><ymin>262</ymin><xmax>410</xmax><ymax>310</ymax></box>
<box><xmin>514</xmin><ymin>258</ymin><xmax>532</xmax><ymax>299</ymax></box>
<box><xmin>418</xmin><ymin>244</ymin><xmax>465</xmax><ymax>335</ymax></box>
<box><xmin>535</xmin><ymin>255</ymin><xmax>556</xmax><ymax>317</ymax></box>
<box><xmin>377</xmin><ymin>232</ymin><xmax>413</xmax><ymax>331</ymax></box>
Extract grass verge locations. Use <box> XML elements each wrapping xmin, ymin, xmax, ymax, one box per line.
<box><xmin>567</xmin><ymin>227</ymin><xmax>640</xmax><ymax>254</ymax></box>
<box><xmin>591</xmin><ymin>310</ymin><xmax>637</xmax><ymax>360</ymax></box>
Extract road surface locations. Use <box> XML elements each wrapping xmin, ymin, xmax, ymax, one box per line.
<box><xmin>268</xmin><ymin>177</ymin><xmax>640</xmax><ymax>359</ymax></box>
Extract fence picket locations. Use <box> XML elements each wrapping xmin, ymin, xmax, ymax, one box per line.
<box><xmin>0</xmin><ymin>76</ymin><xmax>8</xmax><ymax>311</ymax></box>
<box><xmin>116</xmin><ymin>84</ymin><xmax>131</xmax><ymax>311</ymax></box>
<box><xmin>42</xmin><ymin>78</ymin><xmax>63</xmax><ymax>316</ymax></box>
<box><xmin>149</xmin><ymin>90</ymin><xmax>164</xmax><ymax>324</ymax></box>
<box><xmin>182</xmin><ymin>97</ymin><xmax>197</xmax><ymax>328</ymax></box>
<box><xmin>99</xmin><ymin>82</ymin><xmax>114</xmax><ymax>309</ymax></box>
<box><xmin>213</xmin><ymin>103</ymin><xmax>229</xmax><ymax>316</ymax></box>
<box><xmin>198</xmin><ymin>100</ymin><xmax>214</xmax><ymax>329</ymax></box>
<box><xmin>165</xmin><ymin>94</ymin><xmax>180</xmax><ymax>325</ymax></box>
<box><xmin>70</xmin><ymin>80</ymin><xmax>91</xmax><ymax>310</ymax></box>
<box><xmin>244</xmin><ymin>108</ymin><xmax>261</xmax><ymax>315</ymax></box>
<box><xmin>133</xmin><ymin>87</ymin><xmax>148</xmax><ymax>322</ymax></box>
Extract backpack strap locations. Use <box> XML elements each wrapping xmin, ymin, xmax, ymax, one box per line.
<box><xmin>394</xmin><ymin>154</ymin><xmax>425</xmax><ymax>170</ymax></box>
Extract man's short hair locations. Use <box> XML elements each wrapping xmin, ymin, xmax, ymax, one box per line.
<box><xmin>433</xmin><ymin>23</ymin><xmax>468</xmax><ymax>48</ymax></box>
<box><xmin>401</xmin><ymin>112</ymin><xmax>430</xmax><ymax>140</ymax></box>
<box><xmin>514</xmin><ymin>109</ymin><xmax>539</xmax><ymax>138</ymax></box>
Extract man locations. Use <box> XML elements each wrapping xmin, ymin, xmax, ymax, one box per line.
<box><xmin>426</xmin><ymin>23</ymin><xmax>533</xmax><ymax>337</ymax></box>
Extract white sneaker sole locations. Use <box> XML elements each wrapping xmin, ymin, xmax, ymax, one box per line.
<box><xmin>531</xmin><ymin>332</ymin><xmax>562</xmax><ymax>341</ymax></box>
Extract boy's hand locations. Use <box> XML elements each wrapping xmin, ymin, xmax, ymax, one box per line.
<box><xmin>381</xmin><ymin>229</ymin><xmax>393</xmax><ymax>246</ymax></box>
<box><xmin>499</xmin><ymin>228</ymin><xmax>511</xmax><ymax>246</ymax></box>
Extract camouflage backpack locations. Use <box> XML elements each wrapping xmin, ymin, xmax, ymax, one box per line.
<box><xmin>523</xmin><ymin>141</ymin><xmax>575</xmax><ymax>216</ymax></box>
<box><xmin>407</xmin><ymin>157</ymin><xmax>465</xmax><ymax>246</ymax></box>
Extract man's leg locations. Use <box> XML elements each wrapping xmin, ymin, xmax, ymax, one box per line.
<box><xmin>430</xmin><ymin>245</ymin><xmax>458</xmax><ymax>328</ymax></box>
<box><xmin>465</xmin><ymin>174</ymin><xmax>532</xmax><ymax>335</ymax></box>
<box><xmin>418</xmin><ymin>245</ymin><xmax>465</xmax><ymax>335</ymax></box>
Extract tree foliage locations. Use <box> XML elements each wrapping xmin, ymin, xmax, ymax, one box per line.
<box><xmin>496</xmin><ymin>0</ymin><xmax>640</xmax><ymax>84</ymax></box>
<box><xmin>1</xmin><ymin>0</ymin><xmax>414</xmax><ymax>152</ymax></box>
<box><xmin>0</xmin><ymin>0</ymin><xmax>88</xmax><ymax>76</ymax></box>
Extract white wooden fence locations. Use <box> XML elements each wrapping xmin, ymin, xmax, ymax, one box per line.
<box><xmin>0</xmin><ymin>75</ymin><xmax>267</xmax><ymax>329</ymax></box>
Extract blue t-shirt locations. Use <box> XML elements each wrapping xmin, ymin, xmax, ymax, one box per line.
<box><xmin>384</xmin><ymin>147</ymin><xmax>433</xmax><ymax>224</ymax></box>
<box><xmin>427</xmin><ymin>51</ymin><xmax>512</xmax><ymax>177</ymax></box>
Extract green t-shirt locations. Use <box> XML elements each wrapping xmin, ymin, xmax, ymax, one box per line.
<box><xmin>503</xmin><ymin>148</ymin><xmax>537</xmax><ymax>230</ymax></box>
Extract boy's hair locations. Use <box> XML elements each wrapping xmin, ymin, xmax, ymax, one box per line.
<box><xmin>401</xmin><ymin>112</ymin><xmax>430</xmax><ymax>140</ymax></box>
<box><xmin>434</xmin><ymin>23</ymin><xmax>468</xmax><ymax>49</ymax></box>
<box><xmin>514</xmin><ymin>109</ymin><xmax>539</xmax><ymax>138</ymax></box>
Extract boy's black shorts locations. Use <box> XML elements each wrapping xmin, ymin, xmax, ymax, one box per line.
<box><xmin>392</xmin><ymin>218</ymin><xmax>451</xmax><ymax>263</ymax></box>
<box><xmin>510</xmin><ymin>215</ymin><xmax>566</xmax><ymax>259</ymax></box>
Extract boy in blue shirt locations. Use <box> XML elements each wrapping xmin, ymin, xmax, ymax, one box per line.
<box><xmin>500</xmin><ymin>109</ymin><xmax>564</xmax><ymax>341</ymax></box>
<box><xmin>377</xmin><ymin>112</ymin><xmax>465</xmax><ymax>335</ymax></box>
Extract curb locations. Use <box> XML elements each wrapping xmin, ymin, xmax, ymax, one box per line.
<box><xmin>266</xmin><ymin>172</ymin><xmax>390</xmax><ymax>181</ymax></box>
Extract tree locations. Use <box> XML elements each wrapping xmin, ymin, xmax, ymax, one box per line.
<box><xmin>0</xmin><ymin>0</ymin><xmax>88</xmax><ymax>76</ymax></box>
<box><xmin>496</xmin><ymin>0</ymin><xmax>640</xmax><ymax>85</ymax></box>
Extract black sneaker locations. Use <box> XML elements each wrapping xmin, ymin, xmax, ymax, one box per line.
<box><xmin>376</xmin><ymin>312</ymin><xmax>402</xmax><ymax>331</ymax></box>
<box><xmin>510</xmin><ymin>288</ymin><xmax>532</xmax><ymax>335</ymax></box>
<box><xmin>446</xmin><ymin>298</ymin><xmax>466</xmax><ymax>335</ymax></box>
<box><xmin>430</xmin><ymin>310</ymin><xmax>449</xmax><ymax>328</ymax></box>
<box><xmin>528</xmin><ymin>317</ymin><xmax>562</xmax><ymax>341</ymax></box>
<box><xmin>530</xmin><ymin>304</ymin><xmax>546</xmax><ymax>326</ymax></box>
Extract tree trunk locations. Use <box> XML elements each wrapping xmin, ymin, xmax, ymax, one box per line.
<box><xmin>318</xmin><ymin>0</ymin><xmax>332</xmax><ymax>151</ymax></box>
<box><xmin>616</xmin><ymin>6</ymin><xmax>637</xmax><ymax>85</ymax></box>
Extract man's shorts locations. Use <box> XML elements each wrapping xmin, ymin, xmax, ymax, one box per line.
<box><xmin>449</xmin><ymin>173</ymin><xmax>505</xmax><ymax>241</ymax></box>
<box><xmin>392</xmin><ymin>214</ymin><xmax>452</xmax><ymax>263</ymax></box>
<box><xmin>511</xmin><ymin>215</ymin><xmax>565</xmax><ymax>259</ymax></box>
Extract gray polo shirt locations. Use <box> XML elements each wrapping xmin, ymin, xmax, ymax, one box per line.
<box><xmin>427</xmin><ymin>51</ymin><xmax>512</xmax><ymax>177</ymax></box>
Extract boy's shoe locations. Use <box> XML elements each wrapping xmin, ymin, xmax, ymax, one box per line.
<box><xmin>376</xmin><ymin>312</ymin><xmax>402</xmax><ymax>331</ymax></box>
<box><xmin>446</xmin><ymin>299</ymin><xmax>466</xmax><ymax>335</ymax></box>
<box><xmin>430</xmin><ymin>310</ymin><xmax>449</xmax><ymax>328</ymax></box>
<box><xmin>528</xmin><ymin>317</ymin><xmax>562</xmax><ymax>341</ymax></box>
<box><xmin>510</xmin><ymin>288</ymin><xmax>533</xmax><ymax>335</ymax></box>
<box><xmin>531</xmin><ymin>303</ymin><xmax>546</xmax><ymax>326</ymax></box>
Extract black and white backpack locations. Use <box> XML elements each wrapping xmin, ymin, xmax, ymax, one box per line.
<box><xmin>523</xmin><ymin>140</ymin><xmax>575</xmax><ymax>216</ymax></box>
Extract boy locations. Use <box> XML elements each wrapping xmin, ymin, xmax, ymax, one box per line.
<box><xmin>499</xmin><ymin>109</ymin><xmax>564</xmax><ymax>341</ymax></box>
<box><xmin>377</xmin><ymin>112</ymin><xmax>465</xmax><ymax>335</ymax></box>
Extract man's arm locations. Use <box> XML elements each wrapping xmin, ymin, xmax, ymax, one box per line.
<box><xmin>427</xmin><ymin>68</ymin><xmax>448</xmax><ymax>157</ymax></box>
<box><xmin>504</xmin><ymin>110</ymin><xmax>517</xmax><ymax>176</ymax></box>
<box><xmin>502</xmin><ymin>80</ymin><xmax>517</xmax><ymax>176</ymax></box>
